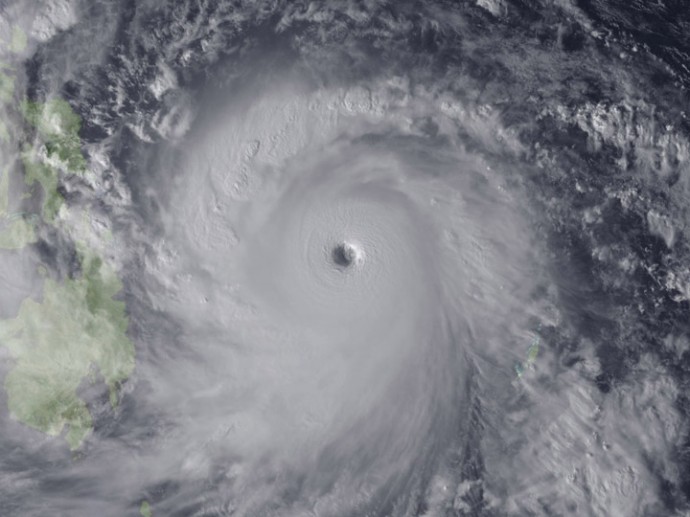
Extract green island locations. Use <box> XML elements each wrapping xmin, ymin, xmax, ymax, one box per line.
<box><xmin>0</xmin><ymin>30</ymin><xmax>135</xmax><ymax>450</ymax></box>
<box><xmin>0</xmin><ymin>166</ymin><xmax>37</xmax><ymax>249</ymax></box>
<box><xmin>0</xmin><ymin>70</ymin><xmax>14</xmax><ymax>102</ymax></box>
<box><xmin>21</xmin><ymin>98</ymin><xmax>87</xmax><ymax>222</ymax></box>
<box><xmin>140</xmin><ymin>501</ymin><xmax>153</xmax><ymax>517</ymax></box>
<box><xmin>0</xmin><ymin>248</ymin><xmax>135</xmax><ymax>449</ymax></box>
<box><xmin>514</xmin><ymin>326</ymin><xmax>541</xmax><ymax>379</ymax></box>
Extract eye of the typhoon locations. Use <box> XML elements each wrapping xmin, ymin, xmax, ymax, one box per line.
<box><xmin>331</xmin><ymin>241</ymin><xmax>363</xmax><ymax>268</ymax></box>
<box><xmin>1</xmin><ymin>2</ymin><xmax>687</xmax><ymax>516</ymax></box>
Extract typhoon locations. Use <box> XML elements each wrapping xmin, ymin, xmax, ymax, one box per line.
<box><xmin>0</xmin><ymin>1</ymin><xmax>690</xmax><ymax>516</ymax></box>
<box><xmin>144</xmin><ymin>78</ymin><xmax>540</xmax><ymax>515</ymax></box>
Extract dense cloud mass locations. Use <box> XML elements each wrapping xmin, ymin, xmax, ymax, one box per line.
<box><xmin>0</xmin><ymin>0</ymin><xmax>690</xmax><ymax>516</ymax></box>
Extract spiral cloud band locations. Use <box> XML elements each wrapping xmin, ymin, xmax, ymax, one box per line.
<box><xmin>140</xmin><ymin>79</ymin><xmax>538</xmax><ymax>514</ymax></box>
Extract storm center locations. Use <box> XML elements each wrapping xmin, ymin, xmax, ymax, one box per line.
<box><xmin>331</xmin><ymin>241</ymin><xmax>363</xmax><ymax>268</ymax></box>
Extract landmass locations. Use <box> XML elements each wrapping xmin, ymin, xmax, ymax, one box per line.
<box><xmin>0</xmin><ymin>248</ymin><xmax>135</xmax><ymax>449</ymax></box>
<box><xmin>140</xmin><ymin>501</ymin><xmax>152</xmax><ymax>517</ymax></box>
<box><xmin>515</xmin><ymin>326</ymin><xmax>541</xmax><ymax>378</ymax></box>
<box><xmin>0</xmin><ymin>31</ymin><xmax>135</xmax><ymax>450</ymax></box>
